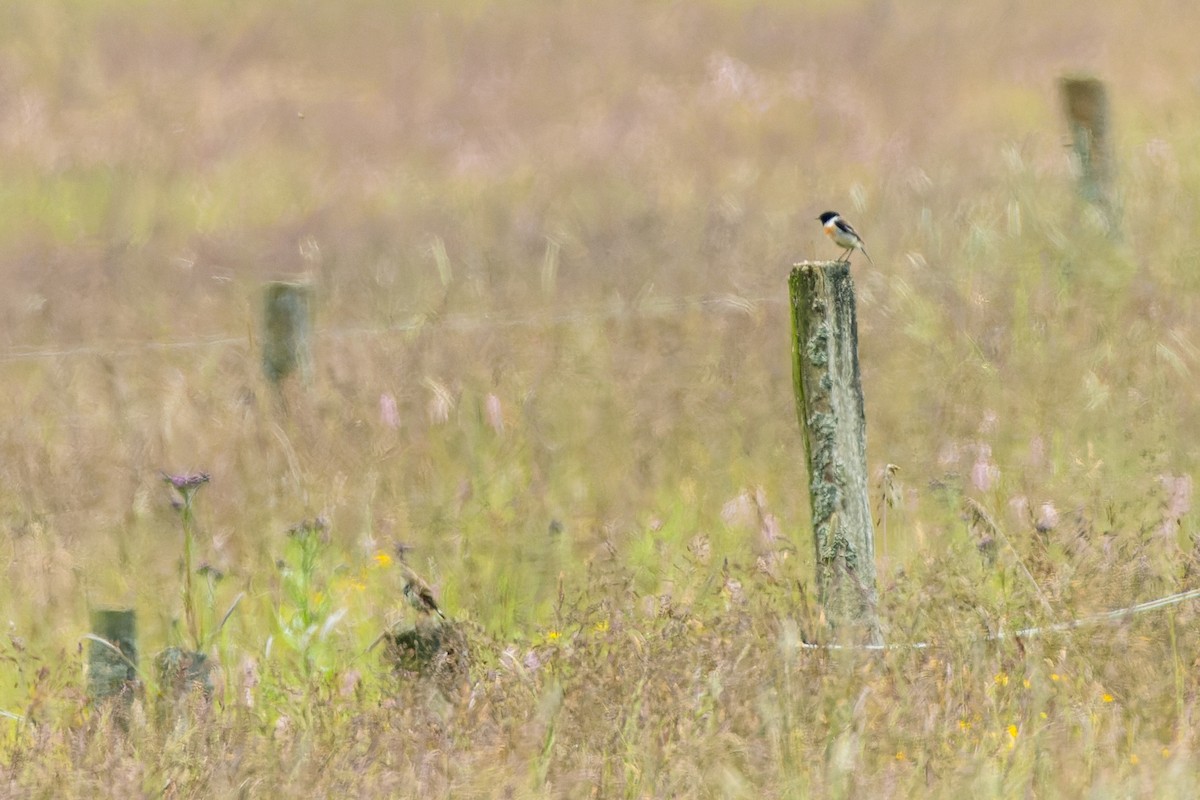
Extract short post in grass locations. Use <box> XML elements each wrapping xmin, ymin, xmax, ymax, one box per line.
<box><xmin>384</xmin><ymin>623</ymin><xmax>471</xmax><ymax>697</ymax></box>
<box><xmin>87</xmin><ymin>608</ymin><xmax>139</xmax><ymax>708</ymax></box>
<box><xmin>262</xmin><ymin>281</ymin><xmax>313</xmax><ymax>387</ymax></box>
<box><xmin>1059</xmin><ymin>74</ymin><xmax>1118</xmax><ymax>227</ymax></box>
<box><xmin>789</xmin><ymin>262</ymin><xmax>883</xmax><ymax>645</ymax></box>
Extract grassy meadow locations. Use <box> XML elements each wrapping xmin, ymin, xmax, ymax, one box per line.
<box><xmin>3</xmin><ymin>0</ymin><xmax>1200</xmax><ymax>796</ymax></box>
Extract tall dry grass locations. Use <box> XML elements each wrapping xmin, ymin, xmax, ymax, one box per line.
<box><xmin>3</xmin><ymin>0</ymin><xmax>1200</xmax><ymax>796</ymax></box>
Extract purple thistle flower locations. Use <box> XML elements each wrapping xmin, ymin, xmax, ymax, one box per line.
<box><xmin>286</xmin><ymin>516</ymin><xmax>330</xmax><ymax>541</ymax></box>
<box><xmin>197</xmin><ymin>563</ymin><xmax>225</xmax><ymax>581</ymax></box>
<box><xmin>162</xmin><ymin>471</ymin><xmax>211</xmax><ymax>491</ymax></box>
<box><xmin>161</xmin><ymin>470</ymin><xmax>210</xmax><ymax>508</ymax></box>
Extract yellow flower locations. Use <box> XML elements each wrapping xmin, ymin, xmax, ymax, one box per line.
<box><xmin>1022</xmin><ymin>679</ymin><xmax>1031</xmax><ymax>689</ymax></box>
<box><xmin>546</xmin><ymin>630</ymin><xmax>561</xmax><ymax>641</ymax></box>
<box><xmin>333</xmin><ymin>576</ymin><xmax>368</xmax><ymax>593</ymax></box>
<box><xmin>593</xmin><ymin>619</ymin><xmax>610</xmax><ymax>633</ymax></box>
<box><xmin>373</xmin><ymin>551</ymin><xmax>392</xmax><ymax>568</ymax></box>
<box><xmin>1162</xmin><ymin>748</ymin><xmax>1171</xmax><ymax>759</ymax></box>
<box><xmin>1050</xmin><ymin>673</ymin><xmax>1060</xmax><ymax>682</ymax></box>
<box><xmin>895</xmin><ymin>751</ymin><xmax>906</xmax><ymax>761</ymax></box>
<box><xmin>1039</xmin><ymin>712</ymin><xmax>1047</xmax><ymax>719</ymax></box>
<box><xmin>1129</xmin><ymin>754</ymin><xmax>1139</xmax><ymax>765</ymax></box>
<box><xmin>994</xmin><ymin>672</ymin><xmax>1009</xmax><ymax>686</ymax></box>
<box><xmin>958</xmin><ymin>719</ymin><xmax>971</xmax><ymax>731</ymax></box>
<box><xmin>1007</xmin><ymin>724</ymin><xmax>1018</xmax><ymax>740</ymax></box>
<box><xmin>1102</xmin><ymin>693</ymin><xmax>1114</xmax><ymax>703</ymax></box>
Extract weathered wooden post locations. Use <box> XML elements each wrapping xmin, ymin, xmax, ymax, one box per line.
<box><xmin>87</xmin><ymin>608</ymin><xmax>139</xmax><ymax>708</ymax></box>
<box><xmin>790</xmin><ymin>262</ymin><xmax>882</xmax><ymax>645</ymax></box>
<box><xmin>262</xmin><ymin>281</ymin><xmax>313</xmax><ymax>386</ymax></box>
<box><xmin>1059</xmin><ymin>74</ymin><xmax>1118</xmax><ymax>227</ymax></box>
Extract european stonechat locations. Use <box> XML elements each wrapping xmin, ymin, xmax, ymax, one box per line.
<box><xmin>817</xmin><ymin>211</ymin><xmax>874</xmax><ymax>265</ymax></box>
<box><xmin>399</xmin><ymin>562</ymin><xmax>446</xmax><ymax>620</ymax></box>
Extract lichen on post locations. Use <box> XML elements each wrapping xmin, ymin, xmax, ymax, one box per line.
<box><xmin>789</xmin><ymin>262</ymin><xmax>882</xmax><ymax>645</ymax></box>
<box><xmin>87</xmin><ymin>608</ymin><xmax>140</xmax><ymax>709</ymax></box>
<box><xmin>383</xmin><ymin>620</ymin><xmax>471</xmax><ymax>698</ymax></box>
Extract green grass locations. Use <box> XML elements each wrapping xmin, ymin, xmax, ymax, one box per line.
<box><xmin>2</xmin><ymin>0</ymin><xmax>1200</xmax><ymax>796</ymax></box>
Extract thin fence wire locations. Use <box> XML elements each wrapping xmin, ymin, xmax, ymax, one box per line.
<box><xmin>5</xmin><ymin>288</ymin><xmax>1194</xmax><ymax>656</ymax></box>
<box><xmin>0</xmin><ymin>293</ymin><xmax>784</xmax><ymax>365</ymax></box>
<box><xmin>801</xmin><ymin>586</ymin><xmax>1200</xmax><ymax>651</ymax></box>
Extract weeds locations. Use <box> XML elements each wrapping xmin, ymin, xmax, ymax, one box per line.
<box><xmin>2</xmin><ymin>0</ymin><xmax>1200</xmax><ymax>797</ymax></box>
<box><xmin>162</xmin><ymin>471</ymin><xmax>210</xmax><ymax>651</ymax></box>
<box><xmin>272</xmin><ymin>517</ymin><xmax>346</xmax><ymax>678</ymax></box>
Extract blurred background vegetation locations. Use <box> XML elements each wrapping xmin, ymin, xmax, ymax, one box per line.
<box><xmin>3</xmin><ymin>0</ymin><xmax>1200</xmax><ymax>794</ymax></box>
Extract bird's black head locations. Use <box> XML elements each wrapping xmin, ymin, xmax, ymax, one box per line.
<box><xmin>817</xmin><ymin>211</ymin><xmax>840</xmax><ymax>223</ymax></box>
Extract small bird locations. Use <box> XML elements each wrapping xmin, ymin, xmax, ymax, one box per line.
<box><xmin>817</xmin><ymin>211</ymin><xmax>874</xmax><ymax>265</ymax></box>
<box><xmin>399</xmin><ymin>562</ymin><xmax>446</xmax><ymax>620</ymax></box>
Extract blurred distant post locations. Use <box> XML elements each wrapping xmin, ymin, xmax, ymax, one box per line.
<box><xmin>87</xmin><ymin>608</ymin><xmax>139</xmax><ymax>711</ymax></box>
<box><xmin>789</xmin><ymin>262</ymin><xmax>882</xmax><ymax>645</ymax></box>
<box><xmin>262</xmin><ymin>281</ymin><xmax>313</xmax><ymax>388</ymax></box>
<box><xmin>1059</xmin><ymin>74</ymin><xmax>1118</xmax><ymax>229</ymax></box>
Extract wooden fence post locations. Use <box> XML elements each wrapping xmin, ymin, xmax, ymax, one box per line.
<box><xmin>262</xmin><ymin>281</ymin><xmax>313</xmax><ymax>386</ymax></box>
<box><xmin>1059</xmin><ymin>74</ymin><xmax>1118</xmax><ymax>228</ymax></box>
<box><xmin>87</xmin><ymin>608</ymin><xmax>139</xmax><ymax>707</ymax></box>
<box><xmin>790</xmin><ymin>262</ymin><xmax>882</xmax><ymax>645</ymax></box>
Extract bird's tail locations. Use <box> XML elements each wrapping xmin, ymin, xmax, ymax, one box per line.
<box><xmin>862</xmin><ymin>245</ymin><xmax>874</xmax><ymax>266</ymax></box>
